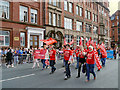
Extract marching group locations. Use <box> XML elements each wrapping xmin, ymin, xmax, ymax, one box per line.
<box><xmin>0</xmin><ymin>42</ymin><xmax>110</xmax><ymax>82</ymax></box>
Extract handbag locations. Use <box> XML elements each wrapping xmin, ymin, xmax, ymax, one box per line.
<box><xmin>82</xmin><ymin>64</ymin><xmax>86</xmax><ymax>73</ymax></box>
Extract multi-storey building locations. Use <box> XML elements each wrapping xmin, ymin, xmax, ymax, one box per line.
<box><xmin>110</xmin><ymin>10</ymin><xmax>120</xmax><ymax>48</ymax></box>
<box><xmin>0</xmin><ymin>0</ymin><xmax>111</xmax><ymax>48</ymax></box>
<box><xmin>0</xmin><ymin>0</ymin><xmax>45</xmax><ymax>48</ymax></box>
<box><xmin>43</xmin><ymin>0</ymin><xmax>111</xmax><ymax>48</ymax></box>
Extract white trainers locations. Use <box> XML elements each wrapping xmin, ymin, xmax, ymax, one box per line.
<box><xmin>7</xmin><ymin>65</ymin><xmax>10</xmax><ymax>68</ymax></box>
<box><xmin>64</xmin><ymin>76</ymin><xmax>68</xmax><ymax>80</ymax></box>
<box><xmin>11</xmin><ymin>64</ymin><xmax>14</xmax><ymax>68</ymax></box>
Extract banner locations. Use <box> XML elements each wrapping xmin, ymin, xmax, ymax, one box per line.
<box><xmin>40</xmin><ymin>38</ymin><xmax>57</xmax><ymax>45</ymax></box>
<box><xmin>39</xmin><ymin>49</ymin><xmax>46</xmax><ymax>59</ymax></box>
<box><xmin>79</xmin><ymin>37</ymin><xmax>83</xmax><ymax>46</ymax></box>
<box><xmin>106</xmin><ymin>50</ymin><xmax>114</xmax><ymax>59</ymax></box>
<box><xmin>69</xmin><ymin>39</ymin><xmax>74</xmax><ymax>45</ymax></box>
<box><xmin>86</xmin><ymin>37</ymin><xmax>91</xmax><ymax>47</ymax></box>
<box><xmin>64</xmin><ymin>38</ymin><xmax>67</xmax><ymax>45</ymax></box>
<box><xmin>33</xmin><ymin>50</ymin><xmax>41</xmax><ymax>59</ymax></box>
<box><xmin>94</xmin><ymin>49</ymin><xmax>102</xmax><ymax>70</ymax></box>
<box><xmin>100</xmin><ymin>43</ymin><xmax>107</xmax><ymax>58</ymax></box>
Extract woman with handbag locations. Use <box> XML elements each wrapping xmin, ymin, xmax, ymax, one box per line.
<box><xmin>76</xmin><ymin>46</ymin><xmax>86</xmax><ymax>78</ymax></box>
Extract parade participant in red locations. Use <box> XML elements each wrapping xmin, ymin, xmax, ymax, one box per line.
<box><xmin>100</xmin><ymin>43</ymin><xmax>107</xmax><ymax>67</ymax></box>
<box><xmin>40</xmin><ymin>44</ymin><xmax>47</xmax><ymax>70</ymax></box>
<box><xmin>75</xmin><ymin>45</ymin><xmax>80</xmax><ymax>69</ymax></box>
<box><xmin>32</xmin><ymin>48</ymin><xmax>40</xmax><ymax>69</ymax></box>
<box><xmin>76</xmin><ymin>46</ymin><xmax>86</xmax><ymax>78</ymax></box>
<box><xmin>86</xmin><ymin>46</ymin><xmax>96</xmax><ymax>82</ymax></box>
<box><xmin>63</xmin><ymin>44</ymin><xmax>72</xmax><ymax>80</ymax></box>
<box><xmin>49</xmin><ymin>45</ymin><xmax>56</xmax><ymax>74</ymax></box>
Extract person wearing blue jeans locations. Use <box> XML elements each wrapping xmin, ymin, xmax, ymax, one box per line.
<box><xmin>41</xmin><ymin>59</ymin><xmax>46</xmax><ymax>69</ymax></box>
<box><xmin>63</xmin><ymin>44</ymin><xmax>72</xmax><ymax>80</ymax></box>
<box><xmin>65</xmin><ymin>60</ymin><xmax>70</xmax><ymax>78</ymax></box>
<box><xmin>86</xmin><ymin>46</ymin><xmax>96</xmax><ymax>82</ymax></box>
<box><xmin>86</xmin><ymin>63</ymin><xmax>96</xmax><ymax>81</ymax></box>
<box><xmin>101</xmin><ymin>58</ymin><xmax>106</xmax><ymax>67</ymax></box>
<box><xmin>76</xmin><ymin>57</ymin><xmax>79</xmax><ymax>69</ymax></box>
<box><xmin>75</xmin><ymin>46</ymin><xmax>80</xmax><ymax>69</ymax></box>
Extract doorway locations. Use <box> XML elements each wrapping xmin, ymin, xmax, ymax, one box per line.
<box><xmin>30</xmin><ymin>35</ymin><xmax>39</xmax><ymax>48</ymax></box>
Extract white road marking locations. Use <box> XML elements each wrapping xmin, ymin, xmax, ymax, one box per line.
<box><xmin>0</xmin><ymin>74</ymin><xmax>35</xmax><ymax>82</ymax></box>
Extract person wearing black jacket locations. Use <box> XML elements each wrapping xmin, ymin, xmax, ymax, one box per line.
<box><xmin>6</xmin><ymin>49</ymin><xmax>13</xmax><ymax>68</ymax></box>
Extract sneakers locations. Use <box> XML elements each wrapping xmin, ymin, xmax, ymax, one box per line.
<box><xmin>68</xmin><ymin>75</ymin><xmax>71</xmax><ymax>78</ymax></box>
<box><xmin>7</xmin><ymin>65</ymin><xmax>10</xmax><ymax>68</ymax></box>
<box><xmin>76</xmin><ymin>76</ymin><xmax>80</xmax><ymax>78</ymax></box>
<box><xmin>49</xmin><ymin>72</ymin><xmax>53</xmax><ymax>74</ymax></box>
<box><xmin>64</xmin><ymin>76</ymin><xmax>68</xmax><ymax>80</ymax></box>
<box><xmin>11</xmin><ymin>64</ymin><xmax>14</xmax><ymax>68</ymax></box>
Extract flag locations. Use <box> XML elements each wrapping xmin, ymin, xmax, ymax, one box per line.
<box><xmin>90</xmin><ymin>40</ymin><xmax>96</xmax><ymax>49</ymax></box>
<box><xmin>86</xmin><ymin>37</ymin><xmax>91</xmax><ymax>47</ymax></box>
<box><xmin>94</xmin><ymin>42</ymin><xmax>96</xmax><ymax>49</ymax></box>
<box><xmin>69</xmin><ymin>39</ymin><xmax>74</xmax><ymax>45</ymax></box>
<box><xmin>79</xmin><ymin>37</ymin><xmax>83</xmax><ymax>46</ymax></box>
<box><xmin>90</xmin><ymin>39</ymin><xmax>94</xmax><ymax>46</ymax></box>
<box><xmin>94</xmin><ymin>49</ymin><xmax>102</xmax><ymax>70</ymax></box>
<box><xmin>64</xmin><ymin>37</ymin><xmax>67</xmax><ymax>45</ymax></box>
<box><xmin>99</xmin><ymin>43</ymin><xmax>107</xmax><ymax>58</ymax></box>
<box><xmin>40</xmin><ymin>38</ymin><xmax>57</xmax><ymax>45</ymax></box>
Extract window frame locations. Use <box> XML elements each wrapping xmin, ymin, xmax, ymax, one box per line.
<box><xmin>0</xmin><ymin>1</ymin><xmax>9</xmax><ymax>19</ymax></box>
<box><xmin>69</xmin><ymin>2</ymin><xmax>72</xmax><ymax>13</ymax></box>
<box><xmin>20</xmin><ymin>5</ymin><xmax>28</xmax><ymax>22</ymax></box>
<box><xmin>64</xmin><ymin>0</ymin><xmax>67</xmax><ymax>11</ymax></box>
<box><xmin>0</xmin><ymin>31</ymin><xmax>10</xmax><ymax>46</ymax></box>
<box><xmin>31</xmin><ymin>9</ymin><xmax>37</xmax><ymax>24</ymax></box>
<box><xmin>20</xmin><ymin>32</ymin><xmax>25</xmax><ymax>47</ymax></box>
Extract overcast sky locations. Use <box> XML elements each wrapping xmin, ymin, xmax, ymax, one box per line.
<box><xmin>109</xmin><ymin>0</ymin><xmax>120</xmax><ymax>16</ymax></box>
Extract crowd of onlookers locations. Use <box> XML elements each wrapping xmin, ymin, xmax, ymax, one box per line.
<box><xmin>0</xmin><ymin>47</ymin><xmax>34</xmax><ymax>68</ymax></box>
